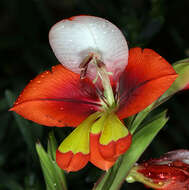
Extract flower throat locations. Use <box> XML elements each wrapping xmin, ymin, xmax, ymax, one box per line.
<box><xmin>79</xmin><ymin>53</ymin><xmax>117</xmax><ymax>111</ymax></box>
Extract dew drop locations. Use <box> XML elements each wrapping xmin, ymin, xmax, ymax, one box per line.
<box><xmin>148</xmin><ymin>172</ymin><xmax>152</xmax><ymax>177</ymax></box>
<box><xmin>90</xmin><ymin>107</ymin><xmax>93</xmax><ymax>110</ymax></box>
<box><xmin>60</xmin><ymin>107</ymin><xmax>64</xmax><ymax>111</ymax></box>
<box><xmin>37</xmin><ymin>81</ymin><xmax>41</xmax><ymax>84</ymax></box>
<box><xmin>54</xmin><ymin>183</ymin><xmax>57</xmax><ymax>186</ymax></box>
<box><xmin>171</xmin><ymin>176</ymin><xmax>176</xmax><ymax>180</ymax></box>
<box><xmin>159</xmin><ymin>173</ymin><xmax>165</xmax><ymax>179</ymax></box>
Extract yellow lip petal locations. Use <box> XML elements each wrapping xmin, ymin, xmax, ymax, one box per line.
<box><xmin>99</xmin><ymin>113</ymin><xmax>129</xmax><ymax>145</ymax></box>
<box><xmin>58</xmin><ymin>112</ymin><xmax>101</xmax><ymax>154</ymax></box>
<box><xmin>90</xmin><ymin>112</ymin><xmax>108</xmax><ymax>134</ymax></box>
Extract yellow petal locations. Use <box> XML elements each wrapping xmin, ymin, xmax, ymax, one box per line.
<box><xmin>58</xmin><ymin>112</ymin><xmax>101</xmax><ymax>154</ymax></box>
<box><xmin>99</xmin><ymin>113</ymin><xmax>129</xmax><ymax>145</ymax></box>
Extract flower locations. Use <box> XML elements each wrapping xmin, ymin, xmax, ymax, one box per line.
<box><xmin>129</xmin><ymin>150</ymin><xmax>189</xmax><ymax>190</ymax></box>
<box><xmin>10</xmin><ymin>15</ymin><xmax>177</xmax><ymax>172</ymax></box>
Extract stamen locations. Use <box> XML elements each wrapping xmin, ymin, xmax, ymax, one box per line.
<box><xmin>95</xmin><ymin>59</ymin><xmax>105</xmax><ymax>68</ymax></box>
<box><xmin>79</xmin><ymin>54</ymin><xmax>93</xmax><ymax>79</ymax></box>
<box><xmin>95</xmin><ymin>87</ymin><xmax>109</xmax><ymax>107</ymax></box>
<box><xmin>79</xmin><ymin>52</ymin><xmax>116</xmax><ymax>108</ymax></box>
<box><xmin>92</xmin><ymin>73</ymin><xmax>99</xmax><ymax>84</ymax></box>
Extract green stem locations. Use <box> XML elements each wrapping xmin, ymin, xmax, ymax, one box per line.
<box><xmin>93</xmin><ymin>110</ymin><xmax>168</xmax><ymax>190</ymax></box>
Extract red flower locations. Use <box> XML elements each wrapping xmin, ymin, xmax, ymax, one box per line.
<box><xmin>10</xmin><ymin>16</ymin><xmax>177</xmax><ymax>172</ymax></box>
<box><xmin>136</xmin><ymin>150</ymin><xmax>189</xmax><ymax>189</ymax></box>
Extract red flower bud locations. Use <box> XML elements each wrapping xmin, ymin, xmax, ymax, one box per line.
<box><xmin>133</xmin><ymin>150</ymin><xmax>189</xmax><ymax>189</ymax></box>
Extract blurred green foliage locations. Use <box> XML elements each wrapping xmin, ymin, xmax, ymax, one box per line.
<box><xmin>1</xmin><ymin>0</ymin><xmax>189</xmax><ymax>189</ymax></box>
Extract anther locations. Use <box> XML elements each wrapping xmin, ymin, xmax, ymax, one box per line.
<box><xmin>96</xmin><ymin>59</ymin><xmax>105</xmax><ymax>68</ymax></box>
<box><xmin>79</xmin><ymin>54</ymin><xmax>93</xmax><ymax>69</ymax></box>
<box><xmin>79</xmin><ymin>54</ymin><xmax>93</xmax><ymax>79</ymax></box>
<box><xmin>79</xmin><ymin>53</ymin><xmax>104</xmax><ymax>80</ymax></box>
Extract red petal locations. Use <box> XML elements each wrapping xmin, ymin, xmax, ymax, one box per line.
<box><xmin>99</xmin><ymin>133</ymin><xmax>132</xmax><ymax>161</ymax></box>
<box><xmin>10</xmin><ymin>65</ymin><xmax>100</xmax><ymax>127</ymax></box>
<box><xmin>89</xmin><ymin>133</ymin><xmax>116</xmax><ymax>171</ymax></box>
<box><xmin>117</xmin><ymin>48</ymin><xmax>178</xmax><ymax>119</ymax></box>
<box><xmin>56</xmin><ymin>150</ymin><xmax>89</xmax><ymax>172</ymax></box>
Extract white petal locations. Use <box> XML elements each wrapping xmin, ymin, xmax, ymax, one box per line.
<box><xmin>49</xmin><ymin>15</ymin><xmax>128</xmax><ymax>80</ymax></box>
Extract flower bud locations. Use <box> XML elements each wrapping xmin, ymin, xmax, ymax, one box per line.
<box><xmin>126</xmin><ymin>150</ymin><xmax>189</xmax><ymax>190</ymax></box>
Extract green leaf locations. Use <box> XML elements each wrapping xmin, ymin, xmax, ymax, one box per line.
<box><xmin>47</xmin><ymin>131</ymin><xmax>67</xmax><ymax>190</ymax></box>
<box><xmin>94</xmin><ymin>110</ymin><xmax>168</xmax><ymax>190</ymax></box>
<box><xmin>36</xmin><ymin>142</ymin><xmax>57</xmax><ymax>190</ymax></box>
<box><xmin>129</xmin><ymin>103</ymin><xmax>154</xmax><ymax>134</ymax></box>
<box><xmin>47</xmin><ymin>131</ymin><xmax>58</xmax><ymax>161</ymax></box>
<box><xmin>155</xmin><ymin>58</ymin><xmax>189</xmax><ymax>107</ymax></box>
<box><xmin>36</xmin><ymin>135</ymin><xmax>67</xmax><ymax>190</ymax></box>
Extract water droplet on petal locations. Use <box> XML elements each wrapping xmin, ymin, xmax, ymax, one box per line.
<box><xmin>159</xmin><ymin>173</ymin><xmax>165</xmax><ymax>179</ymax></box>
<box><xmin>90</xmin><ymin>107</ymin><xmax>94</xmax><ymax>111</ymax></box>
<box><xmin>148</xmin><ymin>172</ymin><xmax>152</xmax><ymax>176</ymax></box>
<box><xmin>158</xmin><ymin>182</ymin><xmax>163</xmax><ymax>185</ymax></box>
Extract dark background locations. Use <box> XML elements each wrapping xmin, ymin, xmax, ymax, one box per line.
<box><xmin>1</xmin><ymin>0</ymin><xmax>189</xmax><ymax>189</ymax></box>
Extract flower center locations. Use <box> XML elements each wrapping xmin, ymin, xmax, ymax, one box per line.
<box><xmin>79</xmin><ymin>53</ymin><xmax>117</xmax><ymax>111</ymax></box>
